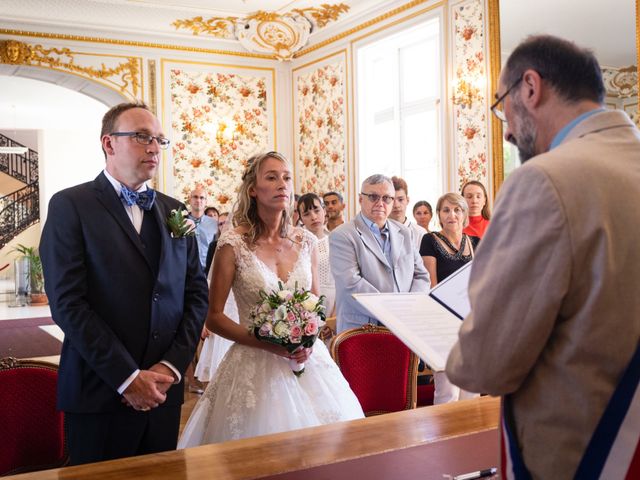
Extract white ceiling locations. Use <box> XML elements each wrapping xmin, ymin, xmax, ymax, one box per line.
<box><xmin>0</xmin><ymin>0</ymin><xmax>393</xmax><ymax>44</ymax></box>
<box><xmin>0</xmin><ymin>0</ymin><xmax>635</xmax><ymax>67</ymax></box>
<box><xmin>500</xmin><ymin>0</ymin><xmax>636</xmax><ymax>68</ymax></box>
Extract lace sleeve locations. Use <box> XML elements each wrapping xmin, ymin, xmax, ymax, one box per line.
<box><xmin>216</xmin><ymin>229</ymin><xmax>252</xmax><ymax>270</ymax></box>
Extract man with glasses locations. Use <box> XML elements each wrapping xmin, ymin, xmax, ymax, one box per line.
<box><xmin>40</xmin><ymin>102</ymin><xmax>208</xmax><ymax>465</ymax></box>
<box><xmin>446</xmin><ymin>36</ymin><xmax>640</xmax><ymax>478</ymax></box>
<box><xmin>330</xmin><ymin>174</ymin><xmax>430</xmax><ymax>332</ymax></box>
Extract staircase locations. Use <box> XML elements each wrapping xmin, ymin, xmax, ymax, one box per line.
<box><xmin>0</xmin><ymin>133</ymin><xmax>40</xmax><ymax>249</ymax></box>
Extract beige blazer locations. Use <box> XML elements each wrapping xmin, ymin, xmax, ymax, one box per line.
<box><xmin>446</xmin><ymin>110</ymin><xmax>640</xmax><ymax>479</ymax></box>
<box><xmin>330</xmin><ymin>213</ymin><xmax>430</xmax><ymax>332</ymax></box>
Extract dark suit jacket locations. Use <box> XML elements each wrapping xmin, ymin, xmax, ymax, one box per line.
<box><xmin>40</xmin><ymin>172</ymin><xmax>209</xmax><ymax>413</ymax></box>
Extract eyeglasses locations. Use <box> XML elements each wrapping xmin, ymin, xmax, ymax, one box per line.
<box><xmin>490</xmin><ymin>76</ymin><xmax>523</xmax><ymax>122</ymax></box>
<box><xmin>110</xmin><ymin>131</ymin><xmax>171</xmax><ymax>149</ymax></box>
<box><xmin>360</xmin><ymin>192</ymin><xmax>395</xmax><ymax>205</ymax></box>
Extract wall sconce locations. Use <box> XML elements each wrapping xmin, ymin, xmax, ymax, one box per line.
<box><xmin>452</xmin><ymin>78</ymin><xmax>482</xmax><ymax>108</ymax></box>
<box><xmin>215</xmin><ymin>119</ymin><xmax>238</xmax><ymax>145</ymax></box>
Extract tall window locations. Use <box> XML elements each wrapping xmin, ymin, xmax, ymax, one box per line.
<box><xmin>356</xmin><ymin>18</ymin><xmax>443</xmax><ymax>216</ymax></box>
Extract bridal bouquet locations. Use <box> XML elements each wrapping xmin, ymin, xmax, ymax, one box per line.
<box><xmin>248</xmin><ymin>282</ymin><xmax>326</xmax><ymax>376</ymax></box>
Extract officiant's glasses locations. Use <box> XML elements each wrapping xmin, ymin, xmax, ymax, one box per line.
<box><xmin>110</xmin><ymin>131</ymin><xmax>171</xmax><ymax>149</ymax></box>
<box><xmin>490</xmin><ymin>75</ymin><xmax>523</xmax><ymax>122</ymax></box>
<box><xmin>360</xmin><ymin>192</ymin><xmax>395</xmax><ymax>205</ymax></box>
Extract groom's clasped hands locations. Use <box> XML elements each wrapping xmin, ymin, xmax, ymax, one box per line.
<box><xmin>122</xmin><ymin>363</ymin><xmax>177</xmax><ymax>411</ymax></box>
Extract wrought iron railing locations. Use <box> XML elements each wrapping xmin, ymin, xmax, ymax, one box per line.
<box><xmin>0</xmin><ymin>133</ymin><xmax>39</xmax><ymax>185</ymax></box>
<box><xmin>0</xmin><ymin>133</ymin><xmax>40</xmax><ymax>249</ymax></box>
<box><xmin>0</xmin><ymin>183</ymin><xmax>40</xmax><ymax>250</ymax></box>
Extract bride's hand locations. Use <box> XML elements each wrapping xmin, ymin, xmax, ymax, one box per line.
<box><xmin>288</xmin><ymin>346</ymin><xmax>312</xmax><ymax>364</ymax></box>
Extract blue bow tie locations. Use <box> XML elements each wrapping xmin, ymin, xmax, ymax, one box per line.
<box><xmin>120</xmin><ymin>186</ymin><xmax>156</xmax><ymax>211</ymax></box>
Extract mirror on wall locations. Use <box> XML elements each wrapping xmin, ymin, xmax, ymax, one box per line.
<box><xmin>489</xmin><ymin>0</ymin><xmax>638</xmax><ymax>190</ymax></box>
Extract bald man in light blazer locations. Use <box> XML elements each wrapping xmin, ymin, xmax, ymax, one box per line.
<box><xmin>330</xmin><ymin>174</ymin><xmax>430</xmax><ymax>333</ymax></box>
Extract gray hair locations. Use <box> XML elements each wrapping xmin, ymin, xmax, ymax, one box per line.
<box><xmin>361</xmin><ymin>174</ymin><xmax>393</xmax><ymax>191</ymax></box>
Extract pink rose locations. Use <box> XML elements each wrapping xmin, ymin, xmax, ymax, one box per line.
<box><xmin>304</xmin><ymin>320</ymin><xmax>318</xmax><ymax>336</ymax></box>
<box><xmin>289</xmin><ymin>324</ymin><xmax>302</xmax><ymax>342</ymax></box>
<box><xmin>287</xmin><ymin>311</ymin><xmax>296</xmax><ymax>323</ymax></box>
<box><xmin>258</xmin><ymin>323</ymin><xmax>273</xmax><ymax>337</ymax></box>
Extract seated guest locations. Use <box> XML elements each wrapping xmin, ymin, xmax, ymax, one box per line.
<box><xmin>412</xmin><ymin>200</ymin><xmax>433</xmax><ymax>232</ymax></box>
<box><xmin>461</xmin><ymin>181</ymin><xmax>491</xmax><ymax>238</ymax></box>
<box><xmin>204</xmin><ymin>206</ymin><xmax>219</xmax><ymax>220</ymax></box>
<box><xmin>297</xmin><ymin>192</ymin><xmax>336</xmax><ymax>316</ymax></box>
<box><xmin>330</xmin><ymin>174</ymin><xmax>430</xmax><ymax>332</ymax></box>
<box><xmin>390</xmin><ymin>176</ymin><xmax>427</xmax><ymax>250</ymax></box>
<box><xmin>420</xmin><ymin>193</ymin><xmax>479</xmax><ymax>288</ymax></box>
<box><xmin>323</xmin><ymin>191</ymin><xmax>346</xmax><ymax>231</ymax></box>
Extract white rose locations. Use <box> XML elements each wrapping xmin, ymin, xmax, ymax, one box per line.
<box><xmin>301</xmin><ymin>297</ymin><xmax>318</xmax><ymax>312</ymax></box>
<box><xmin>260</xmin><ymin>301</ymin><xmax>272</xmax><ymax>313</ymax></box>
<box><xmin>273</xmin><ymin>321</ymin><xmax>290</xmax><ymax>338</ymax></box>
<box><xmin>277</xmin><ymin>290</ymin><xmax>293</xmax><ymax>301</ymax></box>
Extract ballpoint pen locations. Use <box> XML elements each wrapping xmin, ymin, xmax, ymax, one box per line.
<box><xmin>452</xmin><ymin>467</ymin><xmax>497</xmax><ymax>480</ymax></box>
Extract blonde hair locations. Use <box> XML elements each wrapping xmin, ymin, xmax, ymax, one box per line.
<box><xmin>436</xmin><ymin>192</ymin><xmax>470</xmax><ymax>228</ymax></box>
<box><xmin>232</xmin><ymin>151</ymin><xmax>293</xmax><ymax>246</ymax></box>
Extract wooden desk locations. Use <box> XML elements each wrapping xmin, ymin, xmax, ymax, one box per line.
<box><xmin>9</xmin><ymin>396</ymin><xmax>500</xmax><ymax>480</ymax></box>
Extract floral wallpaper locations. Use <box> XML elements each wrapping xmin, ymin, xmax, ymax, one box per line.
<box><xmin>294</xmin><ymin>57</ymin><xmax>347</xmax><ymax>196</ymax></box>
<box><xmin>169</xmin><ymin>68</ymin><xmax>271</xmax><ymax>210</ymax></box>
<box><xmin>452</xmin><ymin>0</ymin><xmax>489</xmax><ymax>190</ymax></box>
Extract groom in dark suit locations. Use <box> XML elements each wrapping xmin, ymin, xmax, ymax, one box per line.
<box><xmin>40</xmin><ymin>102</ymin><xmax>209</xmax><ymax>465</ymax></box>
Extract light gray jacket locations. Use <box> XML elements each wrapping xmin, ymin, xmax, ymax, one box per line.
<box><xmin>330</xmin><ymin>213</ymin><xmax>430</xmax><ymax>332</ymax></box>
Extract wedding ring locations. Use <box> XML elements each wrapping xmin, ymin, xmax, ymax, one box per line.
<box><xmin>140</xmin><ymin>407</ymin><xmax>151</xmax><ymax>412</ymax></box>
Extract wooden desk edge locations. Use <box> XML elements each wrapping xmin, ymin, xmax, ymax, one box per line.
<box><xmin>10</xmin><ymin>396</ymin><xmax>500</xmax><ymax>480</ymax></box>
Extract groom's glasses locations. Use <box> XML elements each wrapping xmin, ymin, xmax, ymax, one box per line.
<box><xmin>110</xmin><ymin>131</ymin><xmax>171</xmax><ymax>149</ymax></box>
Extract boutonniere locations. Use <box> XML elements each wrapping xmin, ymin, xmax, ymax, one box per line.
<box><xmin>166</xmin><ymin>208</ymin><xmax>196</xmax><ymax>238</ymax></box>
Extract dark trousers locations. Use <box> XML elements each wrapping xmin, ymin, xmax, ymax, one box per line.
<box><xmin>65</xmin><ymin>406</ymin><xmax>181</xmax><ymax>466</ymax></box>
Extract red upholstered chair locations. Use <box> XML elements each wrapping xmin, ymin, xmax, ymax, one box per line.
<box><xmin>0</xmin><ymin>357</ymin><xmax>67</xmax><ymax>476</ymax></box>
<box><xmin>330</xmin><ymin>325</ymin><xmax>418</xmax><ymax>416</ymax></box>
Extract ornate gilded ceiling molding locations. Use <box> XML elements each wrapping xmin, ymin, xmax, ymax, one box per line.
<box><xmin>0</xmin><ymin>39</ymin><xmax>142</xmax><ymax>100</ymax></box>
<box><xmin>172</xmin><ymin>4</ymin><xmax>350</xmax><ymax>61</ymax></box>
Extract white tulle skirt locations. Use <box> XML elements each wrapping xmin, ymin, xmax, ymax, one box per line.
<box><xmin>194</xmin><ymin>292</ymin><xmax>239</xmax><ymax>382</ymax></box>
<box><xmin>178</xmin><ymin>340</ymin><xmax>364</xmax><ymax>447</ymax></box>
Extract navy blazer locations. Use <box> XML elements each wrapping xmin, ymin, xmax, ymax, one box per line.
<box><xmin>40</xmin><ymin>172</ymin><xmax>209</xmax><ymax>413</ymax></box>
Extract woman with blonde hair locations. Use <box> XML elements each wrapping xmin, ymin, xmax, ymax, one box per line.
<box><xmin>461</xmin><ymin>180</ymin><xmax>491</xmax><ymax>238</ymax></box>
<box><xmin>179</xmin><ymin>152</ymin><xmax>363</xmax><ymax>447</ymax></box>
<box><xmin>420</xmin><ymin>192</ymin><xmax>479</xmax><ymax>287</ymax></box>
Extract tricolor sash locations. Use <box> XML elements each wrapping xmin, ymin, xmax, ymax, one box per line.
<box><xmin>500</xmin><ymin>342</ymin><xmax>640</xmax><ymax>479</ymax></box>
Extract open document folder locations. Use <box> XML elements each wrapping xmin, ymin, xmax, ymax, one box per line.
<box><xmin>353</xmin><ymin>262</ymin><xmax>472</xmax><ymax>372</ymax></box>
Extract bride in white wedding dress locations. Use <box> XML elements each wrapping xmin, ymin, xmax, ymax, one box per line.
<box><xmin>178</xmin><ymin>152</ymin><xmax>364</xmax><ymax>447</ymax></box>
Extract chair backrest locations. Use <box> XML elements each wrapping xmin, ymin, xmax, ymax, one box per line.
<box><xmin>330</xmin><ymin>325</ymin><xmax>418</xmax><ymax>416</ymax></box>
<box><xmin>0</xmin><ymin>357</ymin><xmax>67</xmax><ymax>476</ymax></box>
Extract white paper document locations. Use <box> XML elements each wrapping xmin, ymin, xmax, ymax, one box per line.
<box><xmin>353</xmin><ymin>293</ymin><xmax>462</xmax><ymax>372</ymax></box>
<box><xmin>352</xmin><ymin>262</ymin><xmax>473</xmax><ymax>371</ymax></box>
<box><xmin>428</xmin><ymin>261</ymin><xmax>472</xmax><ymax>319</ymax></box>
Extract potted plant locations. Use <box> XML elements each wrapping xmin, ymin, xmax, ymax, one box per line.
<box><xmin>12</xmin><ymin>244</ymin><xmax>48</xmax><ymax>305</ymax></box>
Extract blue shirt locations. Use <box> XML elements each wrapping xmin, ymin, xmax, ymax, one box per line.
<box><xmin>360</xmin><ymin>213</ymin><xmax>392</xmax><ymax>266</ymax></box>
<box><xmin>550</xmin><ymin>108</ymin><xmax>605</xmax><ymax>149</ymax></box>
<box><xmin>188</xmin><ymin>214</ymin><xmax>218</xmax><ymax>269</ymax></box>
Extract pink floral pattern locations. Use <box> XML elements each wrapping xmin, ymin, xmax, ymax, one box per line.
<box><xmin>294</xmin><ymin>58</ymin><xmax>347</xmax><ymax>196</ymax></box>
<box><xmin>169</xmin><ymin>68</ymin><xmax>272</xmax><ymax>209</ymax></box>
<box><xmin>453</xmin><ymin>0</ymin><xmax>489</xmax><ymax>189</ymax></box>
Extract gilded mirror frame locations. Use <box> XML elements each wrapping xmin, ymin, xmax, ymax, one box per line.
<box><xmin>487</xmin><ymin>0</ymin><xmax>640</xmax><ymax>197</ymax></box>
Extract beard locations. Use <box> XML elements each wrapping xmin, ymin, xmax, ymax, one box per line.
<box><xmin>510</xmin><ymin>97</ymin><xmax>538</xmax><ymax>163</ymax></box>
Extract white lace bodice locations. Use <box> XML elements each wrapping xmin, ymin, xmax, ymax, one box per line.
<box><xmin>217</xmin><ymin>228</ymin><xmax>316</xmax><ymax>327</ymax></box>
